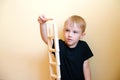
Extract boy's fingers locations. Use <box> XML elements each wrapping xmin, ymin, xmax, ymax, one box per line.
<box><xmin>38</xmin><ymin>16</ymin><xmax>53</xmax><ymax>24</ymax></box>
<box><xmin>40</xmin><ymin>16</ymin><xmax>53</xmax><ymax>20</ymax></box>
<box><xmin>38</xmin><ymin>17</ymin><xmax>45</xmax><ymax>23</ymax></box>
<box><xmin>46</xmin><ymin>18</ymin><xmax>53</xmax><ymax>21</ymax></box>
<box><xmin>40</xmin><ymin>15</ymin><xmax>45</xmax><ymax>20</ymax></box>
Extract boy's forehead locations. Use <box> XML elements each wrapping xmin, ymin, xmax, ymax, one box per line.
<box><xmin>65</xmin><ymin>21</ymin><xmax>78</xmax><ymax>27</ymax></box>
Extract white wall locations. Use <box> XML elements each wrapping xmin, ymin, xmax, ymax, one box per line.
<box><xmin>0</xmin><ymin>0</ymin><xmax>120</xmax><ymax>80</ymax></box>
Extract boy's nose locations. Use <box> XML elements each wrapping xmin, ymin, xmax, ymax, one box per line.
<box><xmin>68</xmin><ymin>32</ymin><xmax>72</xmax><ymax>36</ymax></box>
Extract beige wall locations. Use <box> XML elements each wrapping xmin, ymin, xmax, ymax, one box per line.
<box><xmin>0</xmin><ymin>0</ymin><xmax>120</xmax><ymax>80</ymax></box>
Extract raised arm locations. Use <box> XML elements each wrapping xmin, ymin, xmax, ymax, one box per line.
<box><xmin>38</xmin><ymin>15</ymin><xmax>53</xmax><ymax>44</ymax></box>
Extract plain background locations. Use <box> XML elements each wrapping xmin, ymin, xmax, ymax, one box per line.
<box><xmin>0</xmin><ymin>0</ymin><xmax>120</xmax><ymax>80</ymax></box>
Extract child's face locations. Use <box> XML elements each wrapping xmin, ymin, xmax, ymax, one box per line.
<box><xmin>63</xmin><ymin>22</ymin><xmax>85</xmax><ymax>48</ymax></box>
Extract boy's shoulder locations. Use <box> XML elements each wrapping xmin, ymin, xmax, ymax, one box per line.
<box><xmin>77</xmin><ymin>40</ymin><xmax>90</xmax><ymax>48</ymax></box>
<box><xmin>59</xmin><ymin>39</ymin><xmax>64</xmax><ymax>43</ymax></box>
<box><xmin>78</xmin><ymin>40</ymin><xmax>87</xmax><ymax>44</ymax></box>
<box><xmin>59</xmin><ymin>39</ymin><xmax>65</xmax><ymax>45</ymax></box>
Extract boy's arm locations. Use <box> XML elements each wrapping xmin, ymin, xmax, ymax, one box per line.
<box><xmin>83</xmin><ymin>60</ymin><xmax>92</xmax><ymax>80</ymax></box>
<box><xmin>38</xmin><ymin>15</ymin><xmax>53</xmax><ymax>44</ymax></box>
<box><xmin>39</xmin><ymin>23</ymin><xmax>48</xmax><ymax>44</ymax></box>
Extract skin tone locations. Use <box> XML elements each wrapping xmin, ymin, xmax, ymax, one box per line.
<box><xmin>38</xmin><ymin>15</ymin><xmax>92</xmax><ymax>80</ymax></box>
<box><xmin>63</xmin><ymin>22</ymin><xmax>85</xmax><ymax>48</ymax></box>
<box><xmin>38</xmin><ymin>15</ymin><xmax>53</xmax><ymax>44</ymax></box>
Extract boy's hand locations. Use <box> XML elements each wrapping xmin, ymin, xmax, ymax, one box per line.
<box><xmin>38</xmin><ymin>15</ymin><xmax>53</xmax><ymax>24</ymax></box>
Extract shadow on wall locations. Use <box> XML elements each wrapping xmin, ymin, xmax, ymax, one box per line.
<box><xmin>117</xmin><ymin>69</ymin><xmax>120</xmax><ymax>80</ymax></box>
<box><xmin>0</xmin><ymin>51</ymin><xmax>50</xmax><ymax>80</ymax></box>
<box><xmin>38</xmin><ymin>52</ymin><xmax>50</xmax><ymax>80</ymax></box>
<box><xmin>25</xmin><ymin>51</ymin><xmax>50</xmax><ymax>80</ymax></box>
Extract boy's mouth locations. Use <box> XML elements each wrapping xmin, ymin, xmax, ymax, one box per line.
<box><xmin>67</xmin><ymin>38</ymin><xmax>72</xmax><ymax>41</ymax></box>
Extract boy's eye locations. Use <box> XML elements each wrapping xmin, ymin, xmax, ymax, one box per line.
<box><xmin>65</xmin><ymin>29</ymin><xmax>70</xmax><ymax>32</ymax></box>
<box><xmin>73</xmin><ymin>31</ymin><xmax>78</xmax><ymax>33</ymax></box>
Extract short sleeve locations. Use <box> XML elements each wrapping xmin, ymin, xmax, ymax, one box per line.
<box><xmin>83</xmin><ymin>41</ymin><xmax>93</xmax><ymax>61</ymax></box>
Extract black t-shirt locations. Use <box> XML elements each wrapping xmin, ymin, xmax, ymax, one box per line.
<box><xmin>54</xmin><ymin>39</ymin><xmax>93</xmax><ymax>80</ymax></box>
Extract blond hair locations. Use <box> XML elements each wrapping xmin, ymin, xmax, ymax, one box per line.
<box><xmin>64</xmin><ymin>15</ymin><xmax>86</xmax><ymax>32</ymax></box>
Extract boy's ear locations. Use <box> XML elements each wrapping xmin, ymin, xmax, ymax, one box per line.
<box><xmin>81</xmin><ymin>32</ymin><xmax>86</xmax><ymax>39</ymax></box>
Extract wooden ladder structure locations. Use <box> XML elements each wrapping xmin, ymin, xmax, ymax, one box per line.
<box><xmin>46</xmin><ymin>20</ymin><xmax>61</xmax><ymax>80</ymax></box>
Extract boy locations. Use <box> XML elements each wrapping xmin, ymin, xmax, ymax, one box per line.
<box><xmin>38</xmin><ymin>15</ymin><xmax>93</xmax><ymax>80</ymax></box>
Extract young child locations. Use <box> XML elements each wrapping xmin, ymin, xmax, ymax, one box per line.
<box><xmin>38</xmin><ymin>15</ymin><xmax>93</xmax><ymax>80</ymax></box>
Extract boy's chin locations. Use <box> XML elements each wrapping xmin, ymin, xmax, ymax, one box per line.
<box><xmin>66</xmin><ymin>43</ymin><xmax>76</xmax><ymax>48</ymax></box>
